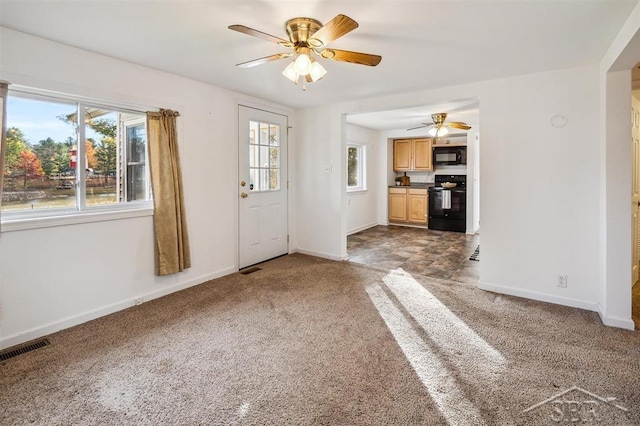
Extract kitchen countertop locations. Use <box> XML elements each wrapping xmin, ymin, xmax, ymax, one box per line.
<box><xmin>388</xmin><ymin>183</ymin><xmax>435</xmax><ymax>188</ymax></box>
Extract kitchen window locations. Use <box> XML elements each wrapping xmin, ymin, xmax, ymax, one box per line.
<box><xmin>347</xmin><ymin>144</ymin><xmax>366</xmax><ymax>192</ymax></box>
<box><xmin>1</xmin><ymin>88</ymin><xmax>153</xmax><ymax>230</ymax></box>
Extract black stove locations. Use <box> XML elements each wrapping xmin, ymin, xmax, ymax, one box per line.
<box><xmin>428</xmin><ymin>175</ymin><xmax>466</xmax><ymax>233</ymax></box>
<box><xmin>432</xmin><ymin>174</ymin><xmax>467</xmax><ymax>189</ymax></box>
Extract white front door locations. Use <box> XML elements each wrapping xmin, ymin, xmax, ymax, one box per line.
<box><xmin>238</xmin><ymin>106</ymin><xmax>288</xmax><ymax>269</ymax></box>
<box><xmin>632</xmin><ymin>95</ymin><xmax>640</xmax><ymax>286</ymax></box>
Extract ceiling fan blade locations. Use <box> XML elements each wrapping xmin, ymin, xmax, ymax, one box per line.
<box><xmin>236</xmin><ymin>53</ymin><xmax>292</xmax><ymax>68</ymax></box>
<box><xmin>320</xmin><ymin>48</ymin><xmax>382</xmax><ymax>66</ymax></box>
<box><xmin>446</xmin><ymin>122</ymin><xmax>472</xmax><ymax>130</ymax></box>
<box><xmin>406</xmin><ymin>124</ymin><xmax>430</xmax><ymax>131</ymax></box>
<box><xmin>228</xmin><ymin>24</ymin><xmax>293</xmax><ymax>47</ymax></box>
<box><xmin>307</xmin><ymin>14</ymin><xmax>358</xmax><ymax>48</ymax></box>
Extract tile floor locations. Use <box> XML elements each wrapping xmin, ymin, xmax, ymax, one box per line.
<box><xmin>347</xmin><ymin>225</ymin><xmax>480</xmax><ymax>284</ymax></box>
<box><xmin>348</xmin><ymin>225</ymin><xmax>640</xmax><ymax>329</ymax></box>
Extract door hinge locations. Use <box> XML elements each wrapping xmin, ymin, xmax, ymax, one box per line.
<box><xmin>287</xmin><ymin>180</ymin><xmax>290</xmax><ymax>189</ymax></box>
<box><xmin>287</xmin><ymin>234</ymin><xmax>290</xmax><ymax>243</ymax></box>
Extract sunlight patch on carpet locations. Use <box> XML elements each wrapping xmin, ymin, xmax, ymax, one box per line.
<box><xmin>366</xmin><ymin>269</ymin><xmax>507</xmax><ymax>425</ymax></box>
<box><xmin>366</xmin><ymin>283</ymin><xmax>485</xmax><ymax>425</ymax></box>
<box><xmin>236</xmin><ymin>402</ymin><xmax>250</xmax><ymax>418</ymax></box>
<box><xmin>96</xmin><ymin>368</ymin><xmax>152</xmax><ymax>412</ymax></box>
<box><xmin>383</xmin><ymin>269</ymin><xmax>505</xmax><ymax>372</ymax></box>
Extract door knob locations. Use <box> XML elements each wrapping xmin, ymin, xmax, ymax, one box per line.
<box><xmin>240</xmin><ymin>180</ymin><xmax>246</xmax><ymax>187</ymax></box>
<box><xmin>241</xmin><ymin>193</ymin><xmax>248</xmax><ymax>199</ymax></box>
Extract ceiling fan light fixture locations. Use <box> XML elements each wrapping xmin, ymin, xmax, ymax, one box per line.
<box><xmin>282</xmin><ymin>61</ymin><xmax>299</xmax><ymax>83</ymax></box>
<box><xmin>293</xmin><ymin>53</ymin><xmax>313</xmax><ymax>75</ymax></box>
<box><xmin>309</xmin><ymin>61</ymin><xmax>327</xmax><ymax>82</ymax></box>
<box><xmin>429</xmin><ymin>126</ymin><xmax>449</xmax><ymax>137</ymax></box>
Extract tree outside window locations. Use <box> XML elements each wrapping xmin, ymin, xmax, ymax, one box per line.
<box><xmin>2</xmin><ymin>92</ymin><xmax>150</xmax><ymax>213</ymax></box>
<box><xmin>347</xmin><ymin>144</ymin><xmax>366</xmax><ymax>192</ymax></box>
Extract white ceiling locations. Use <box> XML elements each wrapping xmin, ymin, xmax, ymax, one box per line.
<box><xmin>346</xmin><ymin>98</ymin><xmax>480</xmax><ymax>131</ymax></box>
<box><xmin>0</xmin><ymin>0</ymin><xmax>636</xmax><ymax>130</ymax></box>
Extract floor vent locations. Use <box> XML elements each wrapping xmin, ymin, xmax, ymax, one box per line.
<box><xmin>469</xmin><ymin>245</ymin><xmax>480</xmax><ymax>262</ymax></box>
<box><xmin>0</xmin><ymin>339</ymin><xmax>50</xmax><ymax>362</ymax></box>
<box><xmin>240</xmin><ymin>266</ymin><xmax>261</xmax><ymax>275</ymax></box>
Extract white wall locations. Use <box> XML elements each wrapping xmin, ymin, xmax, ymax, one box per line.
<box><xmin>346</xmin><ymin>124</ymin><xmax>380</xmax><ymax>235</ymax></box>
<box><xmin>0</xmin><ymin>27</ymin><xmax>294</xmax><ymax>349</ymax></box>
<box><xmin>296</xmin><ymin>64</ymin><xmax>602</xmax><ymax>316</ymax></box>
<box><xmin>293</xmin><ymin>107</ymin><xmax>345</xmax><ymax>260</ymax></box>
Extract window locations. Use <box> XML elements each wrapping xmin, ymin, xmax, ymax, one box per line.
<box><xmin>1</xmin><ymin>88</ymin><xmax>152</xmax><ymax>228</ymax></box>
<box><xmin>249</xmin><ymin>120</ymin><xmax>280</xmax><ymax>191</ymax></box>
<box><xmin>347</xmin><ymin>144</ymin><xmax>366</xmax><ymax>192</ymax></box>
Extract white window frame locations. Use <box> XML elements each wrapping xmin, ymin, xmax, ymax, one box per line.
<box><xmin>122</xmin><ymin>117</ymin><xmax>152</xmax><ymax>202</ymax></box>
<box><xmin>346</xmin><ymin>143</ymin><xmax>367</xmax><ymax>193</ymax></box>
<box><xmin>1</xmin><ymin>86</ymin><xmax>156</xmax><ymax>232</ymax></box>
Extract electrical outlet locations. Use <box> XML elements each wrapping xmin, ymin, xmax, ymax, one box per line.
<box><xmin>557</xmin><ymin>275</ymin><xmax>568</xmax><ymax>288</ymax></box>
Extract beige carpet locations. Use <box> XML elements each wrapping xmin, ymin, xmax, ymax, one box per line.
<box><xmin>1</xmin><ymin>254</ymin><xmax>639</xmax><ymax>425</ymax></box>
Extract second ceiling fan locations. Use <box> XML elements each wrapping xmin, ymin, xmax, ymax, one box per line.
<box><xmin>229</xmin><ymin>14</ymin><xmax>382</xmax><ymax>89</ymax></box>
<box><xmin>407</xmin><ymin>113</ymin><xmax>472</xmax><ymax>137</ymax></box>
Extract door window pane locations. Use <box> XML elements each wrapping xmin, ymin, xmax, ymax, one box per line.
<box><xmin>250</xmin><ymin>145</ymin><xmax>259</xmax><ymax>168</ymax></box>
<box><xmin>248</xmin><ymin>120</ymin><xmax>280</xmax><ymax>192</ymax></box>
<box><xmin>270</xmin><ymin>124</ymin><xmax>279</xmax><ymax>146</ymax></box>
<box><xmin>260</xmin><ymin>168</ymin><xmax>269</xmax><ymax>191</ymax></box>
<box><xmin>270</xmin><ymin>169</ymin><xmax>279</xmax><ymax>190</ymax></box>
<box><xmin>260</xmin><ymin>146</ymin><xmax>269</xmax><ymax>168</ymax></box>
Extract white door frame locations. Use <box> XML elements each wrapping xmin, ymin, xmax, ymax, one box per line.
<box><xmin>238</xmin><ymin>105</ymin><xmax>289</xmax><ymax>269</ymax></box>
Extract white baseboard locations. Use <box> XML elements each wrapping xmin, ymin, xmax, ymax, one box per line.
<box><xmin>477</xmin><ymin>281</ymin><xmax>599</xmax><ymax>312</ymax></box>
<box><xmin>294</xmin><ymin>248</ymin><xmax>347</xmax><ymax>261</ymax></box>
<box><xmin>597</xmin><ymin>309</ymin><xmax>636</xmax><ymax>330</ymax></box>
<box><xmin>347</xmin><ymin>222</ymin><xmax>379</xmax><ymax>236</ymax></box>
<box><xmin>0</xmin><ymin>267</ymin><xmax>236</xmax><ymax>350</ymax></box>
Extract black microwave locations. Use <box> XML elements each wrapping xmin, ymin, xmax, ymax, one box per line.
<box><xmin>433</xmin><ymin>145</ymin><xmax>467</xmax><ymax>166</ymax></box>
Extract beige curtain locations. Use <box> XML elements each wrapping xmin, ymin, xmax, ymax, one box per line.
<box><xmin>147</xmin><ymin>109</ymin><xmax>191</xmax><ymax>275</ymax></box>
<box><xmin>0</xmin><ymin>82</ymin><xmax>8</xmax><ymax>227</ymax></box>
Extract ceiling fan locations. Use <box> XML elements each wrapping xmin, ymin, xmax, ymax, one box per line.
<box><xmin>407</xmin><ymin>113</ymin><xmax>472</xmax><ymax>137</ymax></box>
<box><xmin>228</xmin><ymin>14</ymin><xmax>382</xmax><ymax>89</ymax></box>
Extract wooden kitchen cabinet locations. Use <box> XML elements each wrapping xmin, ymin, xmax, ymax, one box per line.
<box><xmin>412</xmin><ymin>139</ymin><xmax>433</xmax><ymax>171</ymax></box>
<box><xmin>388</xmin><ymin>188</ymin><xmax>408</xmax><ymax>222</ymax></box>
<box><xmin>407</xmin><ymin>189</ymin><xmax>428</xmax><ymax>224</ymax></box>
<box><xmin>393</xmin><ymin>138</ymin><xmax>433</xmax><ymax>171</ymax></box>
<box><xmin>393</xmin><ymin>139</ymin><xmax>412</xmax><ymax>170</ymax></box>
<box><xmin>388</xmin><ymin>187</ymin><xmax>428</xmax><ymax>226</ymax></box>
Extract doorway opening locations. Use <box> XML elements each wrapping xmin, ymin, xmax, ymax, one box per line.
<box><xmin>344</xmin><ymin>101</ymin><xmax>480</xmax><ymax>281</ymax></box>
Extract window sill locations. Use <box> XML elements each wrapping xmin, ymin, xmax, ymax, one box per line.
<box><xmin>347</xmin><ymin>188</ymin><xmax>368</xmax><ymax>194</ymax></box>
<box><xmin>1</xmin><ymin>204</ymin><xmax>154</xmax><ymax>232</ymax></box>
